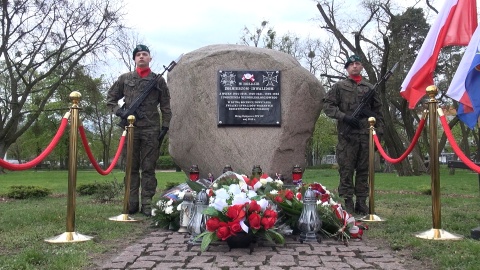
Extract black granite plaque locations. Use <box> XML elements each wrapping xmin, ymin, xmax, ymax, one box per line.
<box><xmin>217</xmin><ymin>70</ymin><xmax>281</xmax><ymax>126</ymax></box>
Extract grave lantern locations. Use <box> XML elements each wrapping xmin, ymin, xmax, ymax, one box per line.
<box><xmin>189</xmin><ymin>165</ymin><xmax>200</xmax><ymax>181</ymax></box>
<box><xmin>298</xmin><ymin>187</ymin><xmax>322</xmax><ymax>243</ymax></box>
<box><xmin>187</xmin><ymin>189</ymin><xmax>209</xmax><ymax>245</ymax></box>
<box><xmin>223</xmin><ymin>164</ymin><xmax>233</xmax><ymax>173</ymax></box>
<box><xmin>178</xmin><ymin>190</ymin><xmax>194</xmax><ymax>233</ymax></box>
<box><xmin>292</xmin><ymin>165</ymin><xmax>303</xmax><ymax>185</ymax></box>
<box><xmin>251</xmin><ymin>165</ymin><xmax>262</xmax><ymax>179</ymax></box>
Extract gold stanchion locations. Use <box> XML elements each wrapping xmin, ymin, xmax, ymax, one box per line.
<box><xmin>46</xmin><ymin>91</ymin><xmax>93</xmax><ymax>243</ymax></box>
<box><xmin>415</xmin><ymin>85</ymin><xmax>462</xmax><ymax>240</ymax></box>
<box><xmin>110</xmin><ymin>115</ymin><xmax>138</xmax><ymax>222</ymax></box>
<box><xmin>359</xmin><ymin>117</ymin><xmax>385</xmax><ymax>222</ymax></box>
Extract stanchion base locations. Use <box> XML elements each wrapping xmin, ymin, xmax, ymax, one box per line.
<box><xmin>45</xmin><ymin>232</ymin><xmax>93</xmax><ymax>243</ymax></box>
<box><xmin>108</xmin><ymin>214</ymin><xmax>139</xmax><ymax>222</ymax></box>
<box><xmin>415</xmin><ymin>228</ymin><xmax>463</xmax><ymax>240</ymax></box>
<box><xmin>178</xmin><ymin>227</ymin><xmax>189</xmax><ymax>233</ymax></box>
<box><xmin>358</xmin><ymin>214</ymin><xmax>386</xmax><ymax>222</ymax></box>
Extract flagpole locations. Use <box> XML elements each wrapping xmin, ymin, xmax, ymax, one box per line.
<box><xmin>415</xmin><ymin>85</ymin><xmax>462</xmax><ymax>240</ymax></box>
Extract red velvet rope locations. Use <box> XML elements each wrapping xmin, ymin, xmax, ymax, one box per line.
<box><xmin>0</xmin><ymin>116</ymin><xmax>69</xmax><ymax>170</ymax></box>
<box><xmin>78</xmin><ymin>125</ymin><xmax>125</xmax><ymax>175</ymax></box>
<box><xmin>439</xmin><ymin>113</ymin><xmax>480</xmax><ymax>174</ymax></box>
<box><xmin>374</xmin><ymin>118</ymin><xmax>426</xmax><ymax>164</ymax></box>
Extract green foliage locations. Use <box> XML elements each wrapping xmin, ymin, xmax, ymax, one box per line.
<box><xmin>417</xmin><ymin>184</ymin><xmax>431</xmax><ymax>195</ymax></box>
<box><xmin>91</xmin><ymin>179</ymin><xmax>124</xmax><ymax>202</ymax></box>
<box><xmin>157</xmin><ymin>155</ymin><xmax>176</xmax><ymax>170</ymax></box>
<box><xmin>76</xmin><ymin>178</ymin><xmax>124</xmax><ymax>202</ymax></box>
<box><xmin>6</xmin><ymin>185</ymin><xmax>51</xmax><ymax>199</ymax></box>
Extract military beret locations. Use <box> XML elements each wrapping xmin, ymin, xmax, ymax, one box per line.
<box><xmin>344</xmin><ymin>54</ymin><xmax>362</xmax><ymax>69</ymax></box>
<box><xmin>132</xmin><ymin>44</ymin><xmax>150</xmax><ymax>60</ymax></box>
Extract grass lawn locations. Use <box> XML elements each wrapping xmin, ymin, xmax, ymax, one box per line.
<box><xmin>1</xmin><ymin>167</ymin><xmax>480</xmax><ymax>269</ymax></box>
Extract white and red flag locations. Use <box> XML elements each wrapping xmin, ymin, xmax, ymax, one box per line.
<box><xmin>400</xmin><ymin>0</ymin><xmax>477</xmax><ymax>109</ymax></box>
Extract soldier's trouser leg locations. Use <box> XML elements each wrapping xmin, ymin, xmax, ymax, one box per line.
<box><xmin>354</xmin><ymin>135</ymin><xmax>370</xmax><ymax>214</ymax></box>
<box><xmin>336</xmin><ymin>136</ymin><xmax>358</xmax><ymax>198</ymax></box>
<box><xmin>139</xmin><ymin>128</ymin><xmax>160</xmax><ymax>216</ymax></box>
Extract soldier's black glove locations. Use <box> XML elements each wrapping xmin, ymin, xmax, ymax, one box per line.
<box><xmin>343</xmin><ymin>115</ymin><xmax>360</xmax><ymax>129</ymax></box>
<box><xmin>115</xmin><ymin>108</ymin><xmax>124</xmax><ymax>117</ymax></box>
<box><xmin>158</xmin><ymin>126</ymin><xmax>169</xmax><ymax>142</ymax></box>
<box><xmin>360</xmin><ymin>108</ymin><xmax>378</xmax><ymax>119</ymax></box>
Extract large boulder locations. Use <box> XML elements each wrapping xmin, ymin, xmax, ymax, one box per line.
<box><xmin>167</xmin><ymin>44</ymin><xmax>325</xmax><ymax>182</ymax></box>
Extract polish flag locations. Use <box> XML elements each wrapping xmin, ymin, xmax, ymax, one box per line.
<box><xmin>400</xmin><ymin>0</ymin><xmax>477</xmax><ymax>109</ymax></box>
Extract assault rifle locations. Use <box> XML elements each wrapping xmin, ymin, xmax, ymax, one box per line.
<box><xmin>340</xmin><ymin>62</ymin><xmax>398</xmax><ymax>139</ymax></box>
<box><xmin>117</xmin><ymin>54</ymin><xmax>183</xmax><ymax>128</ymax></box>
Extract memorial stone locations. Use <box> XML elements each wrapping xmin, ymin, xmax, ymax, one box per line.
<box><xmin>167</xmin><ymin>44</ymin><xmax>325</xmax><ymax>182</ymax></box>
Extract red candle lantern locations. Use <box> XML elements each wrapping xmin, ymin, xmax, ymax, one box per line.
<box><xmin>292</xmin><ymin>165</ymin><xmax>303</xmax><ymax>185</ymax></box>
<box><xmin>189</xmin><ymin>165</ymin><xmax>200</xmax><ymax>181</ymax></box>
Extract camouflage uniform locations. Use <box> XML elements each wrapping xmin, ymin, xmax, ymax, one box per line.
<box><xmin>323</xmin><ymin>77</ymin><xmax>383</xmax><ymax>206</ymax></box>
<box><xmin>107</xmin><ymin>71</ymin><xmax>172</xmax><ymax>214</ymax></box>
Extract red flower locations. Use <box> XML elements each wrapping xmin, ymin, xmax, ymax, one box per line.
<box><xmin>296</xmin><ymin>192</ymin><xmax>302</xmax><ymax>200</ymax></box>
<box><xmin>226</xmin><ymin>204</ymin><xmax>246</xmax><ymax>222</ymax></box>
<box><xmin>320</xmin><ymin>193</ymin><xmax>330</xmax><ymax>203</ymax></box>
<box><xmin>248</xmin><ymin>212</ymin><xmax>262</xmax><ymax>230</ymax></box>
<box><xmin>216</xmin><ymin>224</ymin><xmax>232</xmax><ymax>240</ymax></box>
<box><xmin>248</xmin><ymin>200</ymin><xmax>261</xmax><ymax>213</ymax></box>
<box><xmin>274</xmin><ymin>196</ymin><xmax>283</xmax><ymax>203</ymax></box>
<box><xmin>206</xmin><ymin>217</ymin><xmax>221</xmax><ymax>231</ymax></box>
<box><xmin>228</xmin><ymin>221</ymin><xmax>243</xmax><ymax>233</ymax></box>
<box><xmin>208</xmin><ymin>189</ymin><xmax>214</xmax><ymax>197</ymax></box>
<box><xmin>263</xmin><ymin>209</ymin><xmax>277</xmax><ymax>219</ymax></box>
<box><xmin>284</xmin><ymin>189</ymin><xmax>294</xmax><ymax>200</ymax></box>
<box><xmin>261</xmin><ymin>216</ymin><xmax>276</xmax><ymax>230</ymax></box>
<box><xmin>245</xmin><ymin>177</ymin><xmax>259</xmax><ymax>188</ymax></box>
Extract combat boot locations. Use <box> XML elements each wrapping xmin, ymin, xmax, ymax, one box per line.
<box><xmin>141</xmin><ymin>204</ymin><xmax>152</xmax><ymax>217</ymax></box>
<box><xmin>128</xmin><ymin>202</ymin><xmax>139</xmax><ymax>215</ymax></box>
<box><xmin>355</xmin><ymin>197</ymin><xmax>369</xmax><ymax>215</ymax></box>
<box><xmin>343</xmin><ymin>197</ymin><xmax>354</xmax><ymax>214</ymax></box>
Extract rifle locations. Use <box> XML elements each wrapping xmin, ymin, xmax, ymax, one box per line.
<box><xmin>340</xmin><ymin>62</ymin><xmax>398</xmax><ymax>138</ymax></box>
<box><xmin>117</xmin><ymin>54</ymin><xmax>183</xmax><ymax>127</ymax></box>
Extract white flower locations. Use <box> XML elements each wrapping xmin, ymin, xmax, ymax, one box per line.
<box><xmin>213</xmin><ymin>183</ymin><xmax>218</xmax><ymax>188</ymax></box>
<box><xmin>274</xmin><ymin>179</ymin><xmax>283</xmax><ymax>187</ymax></box>
<box><xmin>231</xmin><ymin>193</ymin><xmax>250</xmax><ymax>205</ymax></box>
<box><xmin>211</xmin><ymin>197</ymin><xmax>228</xmax><ymax>211</ymax></box>
<box><xmin>215</xmin><ymin>188</ymin><xmax>230</xmax><ymax>200</ymax></box>
<box><xmin>246</xmin><ymin>190</ymin><xmax>258</xmax><ymax>198</ymax></box>
<box><xmin>228</xmin><ymin>184</ymin><xmax>242</xmax><ymax>195</ymax></box>
<box><xmin>257</xmin><ymin>198</ymin><xmax>269</xmax><ymax>211</ymax></box>
<box><xmin>166</xmin><ymin>199</ymin><xmax>174</xmax><ymax>206</ymax></box>
<box><xmin>152</xmin><ymin>209</ymin><xmax>158</xmax><ymax>216</ymax></box>
<box><xmin>269</xmin><ymin>190</ymin><xmax>278</xmax><ymax>195</ymax></box>
<box><xmin>260</xmin><ymin>176</ymin><xmax>273</xmax><ymax>185</ymax></box>
<box><xmin>164</xmin><ymin>206</ymin><xmax>174</xmax><ymax>214</ymax></box>
<box><xmin>156</xmin><ymin>200</ymin><xmax>164</xmax><ymax>207</ymax></box>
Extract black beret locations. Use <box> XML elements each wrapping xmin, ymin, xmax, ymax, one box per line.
<box><xmin>344</xmin><ymin>55</ymin><xmax>362</xmax><ymax>69</ymax></box>
<box><xmin>132</xmin><ymin>44</ymin><xmax>150</xmax><ymax>60</ymax></box>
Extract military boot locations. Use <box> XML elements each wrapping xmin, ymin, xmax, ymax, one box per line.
<box><xmin>128</xmin><ymin>202</ymin><xmax>139</xmax><ymax>215</ymax></box>
<box><xmin>344</xmin><ymin>197</ymin><xmax>354</xmax><ymax>214</ymax></box>
<box><xmin>141</xmin><ymin>202</ymin><xmax>152</xmax><ymax>217</ymax></box>
<box><xmin>355</xmin><ymin>197</ymin><xmax>369</xmax><ymax>215</ymax></box>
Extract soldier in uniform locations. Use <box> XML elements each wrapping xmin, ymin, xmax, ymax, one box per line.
<box><xmin>107</xmin><ymin>44</ymin><xmax>172</xmax><ymax>216</ymax></box>
<box><xmin>323</xmin><ymin>54</ymin><xmax>383</xmax><ymax>215</ymax></box>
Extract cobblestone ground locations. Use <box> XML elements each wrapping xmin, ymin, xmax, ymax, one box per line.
<box><xmin>95</xmin><ymin>230</ymin><xmax>414</xmax><ymax>270</ymax></box>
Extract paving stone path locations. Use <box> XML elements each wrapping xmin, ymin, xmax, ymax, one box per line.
<box><xmin>96</xmin><ymin>230</ymin><xmax>413</xmax><ymax>270</ymax></box>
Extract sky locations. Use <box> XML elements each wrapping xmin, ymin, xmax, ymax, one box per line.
<box><xmin>119</xmin><ymin>0</ymin><xmax>431</xmax><ymax>75</ymax></box>
<box><xmin>122</xmin><ymin>0</ymin><xmax>326</xmax><ymax>71</ymax></box>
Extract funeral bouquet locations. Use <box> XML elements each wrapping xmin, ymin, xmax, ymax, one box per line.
<box><xmin>268</xmin><ymin>182</ymin><xmax>367</xmax><ymax>241</ymax></box>
<box><xmin>195</xmin><ymin>172</ymin><xmax>285</xmax><ymax>251</ymax></box>
<box><xmin>151</xmin><ymin>185</ymin><xmax>189</xmax><ymax>230</ymax></box>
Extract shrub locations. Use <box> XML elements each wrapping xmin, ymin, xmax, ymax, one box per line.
<box><xmin>157</xmin><ymin>155</ymin><xmax>176</xmax><ymax>170</ymax></box>
<box><xmin>77</xmin><ymin>179</ymin><xmax>124</xmax><ymax>202</ymax></box>
<box><xmin>6</xmin><ymin>185</ymin><xmax>51</xmax><ymax>199</ymax></box>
